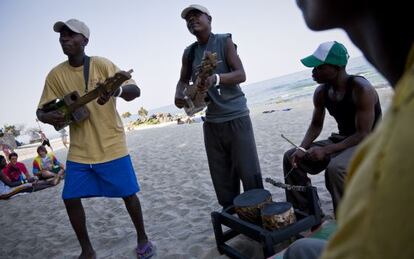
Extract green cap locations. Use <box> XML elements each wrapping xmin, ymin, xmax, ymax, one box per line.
<box><xmin>301</xmin><ymin>41</ymin><xmax>349</xmax><ymax>67</ymax></box>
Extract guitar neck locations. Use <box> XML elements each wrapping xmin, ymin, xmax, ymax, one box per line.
<box><xmin>67</xmin><ymin>91</ymin><xmax>100</xmax><ymax>113</ymax></box>
<box><xmin>66</xmin><ymin>69</ymin><xmax>133</xmax><ymax>113</ymax></box>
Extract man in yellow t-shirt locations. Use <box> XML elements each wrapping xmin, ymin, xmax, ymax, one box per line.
<box><xmin>283</xmin><ymin>1</ymin><xmax>414</xmax><ymax>259</ymax></box>
<box><xmin>36</xmin><ymin>19</ymin><xmax>155</xmax><ymax>259</ymax></box>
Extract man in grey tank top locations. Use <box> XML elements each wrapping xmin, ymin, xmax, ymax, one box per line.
<box><xmin>175</xmin><ymin>4</ymin><xmax>263</xmax><ymax>209</ymax></box>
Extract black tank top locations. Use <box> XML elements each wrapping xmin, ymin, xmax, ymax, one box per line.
<box><xmin>324</xmin><ymin>76</ymin><xmax>382</xmax><ymax>136</ymax></box>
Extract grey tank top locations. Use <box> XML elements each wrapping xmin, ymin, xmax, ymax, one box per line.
<box><xmin>188</xmin><ymin>33</ymin><xmax>249</xmax><ymax>123</ymax></box>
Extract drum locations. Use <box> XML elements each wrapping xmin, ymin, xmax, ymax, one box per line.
<box><xmin>233</xmin><ymin>189</ymin><xmax>272</xmax><ymax>225</ymax></box>
<box><xmin>261</xmin><ymin>202</ymin><xmax>296</xmax><ymax>230</ymax></box>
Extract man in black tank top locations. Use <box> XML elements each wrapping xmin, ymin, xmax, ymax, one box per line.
<box><xmin>283</xmin><ymin>41</ymin><xmax>381</xmax><ymax>215</ymax></box>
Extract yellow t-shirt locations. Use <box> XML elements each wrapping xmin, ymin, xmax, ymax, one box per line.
<box><xmin>321</xmin><ymin>46</ymin><xmax>414</xmax><ymax>258</ymax></box>
<box><xmin>38</xmin><ymin>56</ymin><xmax>135</xmax><ymax>164</ymax></box>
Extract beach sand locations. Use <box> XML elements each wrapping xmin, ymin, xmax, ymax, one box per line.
<box><xmin>0</xmin><ymin>87</ymin><xmax>393</xmax><ymax>258</ymax></box>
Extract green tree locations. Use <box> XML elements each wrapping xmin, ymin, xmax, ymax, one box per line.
<box><xmin>3</xmin><ymin>124</ymin><xmax>24</xmax><ymax>137</ymax></box>
<box><xmin>122</xmin><ymin>111</ymin><xmax>132</xmax><ymax>118</ymax></box>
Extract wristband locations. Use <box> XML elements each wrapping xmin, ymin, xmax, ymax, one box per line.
<box><xmin>214</xmin><ymin>74</ymin><xmax>220</xmax><ymax>87</ymax></box>
<box><xmin>114</xmin><ymin>87</ymin><xmax>123</xmax><ymax>97</ymax></box>
<box><xmin>297</xmin><ymin>146</ymin><xmax>307</xmax><ymax>153</ymax></box>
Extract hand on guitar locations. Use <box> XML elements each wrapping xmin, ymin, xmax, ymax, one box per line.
<box><xmin>196</xmin><ymin>80</ymin><xmax>208</xmax><ymax>94</ymax></box>
<box><xmin>175</xmin><ymin>98</ymin><xmax>188</xmax><ymax>108</ymax></box>
<box><xmin>195</xmin><ymin>74</ymin><xmax>216</xmax><ymax>94</ymax></box>
<box><xmin>38</xmin><ymin>109</ymin><xmax>66</xmax><ymax>128</ymax></box>
<box><xmin>97</xmin><ymin>82</ymin><xmax>117</xmax><ymax>105</ymax></box>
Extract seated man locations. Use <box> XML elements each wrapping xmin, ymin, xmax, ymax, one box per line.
<box><xmin>3</xmin><ymin>152</ymin><xmax>32</xmax><ymax>183</ymax></box>
<box><xmin>283</xmin><ymin>41</ymin><xmax>382</xmax><ymax>215</ymax></box>
<box><xmin>32</xmin><ymin>145</ymin><xmax>64</xmax><ymax>185</ymax></box>
<box><xmin>0</xmin><ymin>155</ymin><xmax>33</xmax><ymax>199</ymax></box>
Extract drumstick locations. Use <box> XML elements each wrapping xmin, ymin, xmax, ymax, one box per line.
<box><xmin>281</xmin><ymin>134</ymin><xmax>307</xmax><ymax>153</ymax></box>
<box><xmin>281</xmin><ymin>134</ymin><xmax>300</xmax><ymax>149</ymax></box>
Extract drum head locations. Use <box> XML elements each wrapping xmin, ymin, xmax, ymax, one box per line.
<box><xmin>233</xmin><ymin>189</ymin><xmax>271</xmax><ymax>207</ymax></box>
<box><xmin>261</xmin><ymin>202</ymin><xmax>292</xmax><ymax>216</ymax></box>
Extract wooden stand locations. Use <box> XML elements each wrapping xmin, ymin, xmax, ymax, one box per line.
<box><xmin>211</xmin><ymin>186</ymin><xmax>322</xmax><ymax>259</ymax></box>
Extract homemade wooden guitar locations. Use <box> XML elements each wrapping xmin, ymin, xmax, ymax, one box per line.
<box><xmin>183</xmin><ymin>52</ymin><xmax>218</xmax><ymax>116</ymax></box>
<box><xmin>40</xmin><ymin>69</ymin><xmax>133</xmax><ymax>131</ymax></box>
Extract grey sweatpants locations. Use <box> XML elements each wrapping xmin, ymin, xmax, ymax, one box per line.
<box><xmin>203</xmin><ymin>116</ymin><xmax>263</xmax><ymax>208</ymax></box>
<box><xmin>283</xmin><ymin>138</ymin><xmax>356</xmax><ymax>214</ymax></box>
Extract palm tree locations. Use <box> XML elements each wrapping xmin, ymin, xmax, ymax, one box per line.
<box><xmin>122</xmin><ymin>111</ymin><xmax>132</xmax><ymax>119</ymax></box>
<box><xmin>138</xmin><ymin>107</ymin><xmax>148</xmax><ymax>120</ymax></box>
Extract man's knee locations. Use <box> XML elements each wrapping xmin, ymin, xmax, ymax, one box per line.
<box><xmin>283</xmin><ymin>148</ymin><xmax>296</xmax><ymax>165</ymax></box>
<box><xmin>325</xmin><ymin>161</ymin><xmax>346</xmax><ymax>182</ymax></box>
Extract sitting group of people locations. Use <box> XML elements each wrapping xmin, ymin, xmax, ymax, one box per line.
<box><xmin>0</xmin><ymin>145</ymin><xmax>65</xmax><ymax>199</ymax></box>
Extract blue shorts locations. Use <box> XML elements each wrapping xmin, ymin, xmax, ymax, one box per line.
<box><xmin>62</xmin><ymin>155</ymin><xmax>140</xmax><ymax>200</ymax></box>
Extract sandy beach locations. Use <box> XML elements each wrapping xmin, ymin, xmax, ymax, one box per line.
<box><xmin>0</xmin><ymin>87</ymin><xmax>393</xmax><ymax>259</ymax></box>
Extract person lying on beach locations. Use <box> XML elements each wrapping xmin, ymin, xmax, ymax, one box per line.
<box><xmin>3</xmin><ymin>152</ymin><xmax>33</xmax><ymax>183</ymax></box>
<box><xmin>32</xmin><ymin>145</ymin><xmax>64</xmax><ymax>185</ymax></box>
<box><xmin>0</xmin><ymin>155</ymin><xmax>53</xmax><ymax>199</ymax></box>
<box><xmin>36</xmin><ymin>19</ymin><xmax>155</xmax><ymax>259</ymax></box>
<box><xmin>283</xmin><ymin>41</ymin><xmax>382</xmax><ymax>216</ymax></box>
<box><xmin>174</xmin><ymin>4</ymin><xmax>263</xmax><ymax>209</ymax></box>
<box><xmin>283</xmin><ymin>0</ymin><xmax>414</xmax><ymax>258</ymax></box>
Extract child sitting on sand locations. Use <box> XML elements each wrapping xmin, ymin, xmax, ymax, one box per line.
<box><xmin>32</xmin><ymin>145</ymin><xmax>64</xmax><ymax>185</ymax></box>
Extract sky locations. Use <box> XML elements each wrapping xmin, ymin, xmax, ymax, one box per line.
<box><xmin>0</xmin><ymin>0</ymin><xmax>363</xmax><ymax>135</ymax></box>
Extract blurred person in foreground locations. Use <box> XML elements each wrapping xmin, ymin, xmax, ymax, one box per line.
<box><xmin>284</xmin><ymin>1</ymin><xmax>414</xmax><ymax>259</ymax></box>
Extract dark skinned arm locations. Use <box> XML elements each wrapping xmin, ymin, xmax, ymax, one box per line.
<box><xmin>301</xmin><ymin>86</ymin><xmax>326</xmax><ymax>148</ymax></box>
<box><xmin>115</xmin><ymin>84</ymin><xmax>140</xmax><ymax>101</ymax></box>
<box><xmin>204</xmin><ymin>37</ymin><xmax>246</xmax><ymax>87</ymax></box>
<box><xmin>291</xmin><ymin>86</ymin><xmax>325</xmax><ymax>166</ymax></box>
<box><xmin>36</xmin><ymin>109</ymin><xmax>65</xmax><ymax>127</ymax></box>
<box><xmin>97</xmin><ymin>84</ymin><xmax>140</xmax><ymax>104</ymax></box>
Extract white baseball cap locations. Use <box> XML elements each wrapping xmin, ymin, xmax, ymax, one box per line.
<box><xmin>181</xmin><ymin>4</ymin><xmax>210</xmax><ymax>19</ymax></box>
<box><xmin>53</xmin><ymin>18</ymin><xmax>90</xmax><ymax>39</ymax></box>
